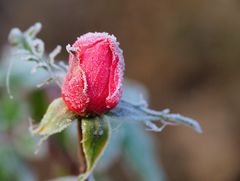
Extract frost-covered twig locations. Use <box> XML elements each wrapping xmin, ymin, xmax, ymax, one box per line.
<box><xmin>8</xmin><ymin>22</ymin><xmax>67</xmax><ymax>89</ymax></box>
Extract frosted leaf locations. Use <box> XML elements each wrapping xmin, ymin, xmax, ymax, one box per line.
<box><xmin>49</xmin><ymin>45</ymin><xmax>62</xmax><ymax>64</ymax></box>
<box><xmin>6</xmin><ymin>58</ymin><xmax>14</xmax><ymax>99</ymax></box>
<box><xmin>107</xmin><ymin>101</ymin><xmax>159</xmax><ymax>123</ymax></box>
<box><xmin>36</xmin><ymin>77</ymin><xmax>54</xmax><ymax>88</ymax></box>
<box><xmin>8</xmin><ymin>23</ymin><xmax>67</xmax><ymax>88</ymax></box>
<box><xmin>161</xmin><ymin>113</ymin><xmax>203</xmax><ymax>133</ymax></box>
<box><xmin>145</xmin><ymin>121</ymin><xmax>167</xmax><ymax>132</ymax></box>
<box><xmin>58</xmin><ymin>61</ymin><xmax>68</xmax><ymax>71</ymax></box>
<box><xmin>31</xmin><ymin>98</ymin><xmax>76</xmax><ymax>149</ymax></box>
<box><xmin>31</xmin><ymin>62</ymin><xmax>47</xmax><ymax>74</ymax></box>
<box><xmin>32</xmin><ymin>39</ymin><xmax>45</xmax><ymax>57</ymax></box>
<box><xmin>78</xmin><ymin>117</ymin><xmax>110</xmax><ymax>181</ymax></box>
<box><xmin>108</xmin><ymin>100</ymin><xmax>203</xmax><ymax>133</ymax></box>
<box><xmin>25</xmin><ymin>22</ymin><xmax>42</xmax><ymax>38</ymax></box>
<box><xmin>8</xmin><ymin>28</ymin><xmax>22</xmax><ymax>45</ymax></box>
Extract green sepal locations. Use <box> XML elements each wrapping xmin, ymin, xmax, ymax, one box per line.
<box><xmin>77</xmin><ymin>116</ymin><xmax>110</xmax><ymax>181</ymax></box>
<box><xmin>31</xmin><ymin>97</ymin><xmax>76</xmax><ymax>147</ymax></box>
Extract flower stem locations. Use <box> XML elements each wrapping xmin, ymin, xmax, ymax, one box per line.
<box><xmin>77</xmin><ymin>119</ymin><xmax>87</xmax><ymax>175</ymax></box>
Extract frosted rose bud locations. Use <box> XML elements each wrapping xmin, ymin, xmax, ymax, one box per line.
<box><xmin>62</xmin><ymin>32</ymin><xmax>125</xmax><ymax>116</ymax></box>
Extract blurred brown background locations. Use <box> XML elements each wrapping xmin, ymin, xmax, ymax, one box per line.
<box><xmin>1</xmin><ymin>0</ymin><xmax>240</xmax><ymax>181</ymax></box>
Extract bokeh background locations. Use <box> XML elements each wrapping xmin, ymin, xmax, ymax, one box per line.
<box><xmin>1</xmin><ymin>0</ymin><xmax>240</xmax><ymax>181</ymax></box>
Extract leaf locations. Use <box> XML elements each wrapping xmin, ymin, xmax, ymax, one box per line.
<box><xmin>96</xmin><ymin>121</ymin><xmax>165</xmax><ymax>181</ymax></box>
<box><xmin>157</xmin><ymin>113</ymin><xmax>203</xmax><ymax>133</ymax></box>
<box><xmin>78</xmin><ymin>116</ymin><xmax>110</xmax><ymax>181</ymax></box>
<box><xmin>0</xmin><ymin>47</ymin><xmax>48</xmax><ymax>91</ymax></box>
<box><xmin>108</xmin><ymin>100</ymin><xmax>202</xmax><ymax>133</ymax></box>
<box><xmin>31</xmin><ymin>97</ymin><xmax>76</xmax><ymax>146</ymax></box>
<box><xmin>107</xmin><ymin>100</ymin><xmax>159</xmax><ymax>123</ymax></box>
<box><xmin>96</xmin><ymin>120</ymin><xmax>124</xmax><ymax>172</ymax></box>
<box><xmin>8</xmin><ymin>23</ymin><xmax>67</xmax><ymax>89</ymax></box>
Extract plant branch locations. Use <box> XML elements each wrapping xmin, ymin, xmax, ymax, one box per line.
<box><xmin>8</xmin><ymin>22</ymin><xmax>67</xmax><ymax>92</ymax></box>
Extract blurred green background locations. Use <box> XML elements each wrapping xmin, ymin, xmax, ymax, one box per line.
<box><xmin>0</xmin><ymin>0</ymin><xmax>240</xmax><ymax>181</ymax></box>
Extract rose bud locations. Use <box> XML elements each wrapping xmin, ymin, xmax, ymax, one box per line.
<box><xmin>62</xmin><ymin>32</ymin><xmax>125</xmax><ymax>116</ymax></box>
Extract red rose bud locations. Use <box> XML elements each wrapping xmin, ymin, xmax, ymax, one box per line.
<box><xmin>62</xmin><ymin>32</ymin><xmax>125</xmax><ymax>116</ymax></box>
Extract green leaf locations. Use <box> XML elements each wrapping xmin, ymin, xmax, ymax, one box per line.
<box><xmin>78</xmin><ymin>116</ymin><xmax>110</xmax><ymax>181</ymax></box>
<box><xmin>97</xmin><ymin>120</ymin><xmax>124</xmax><ymax>172</ymax></box>
<box><xmin>32</xmin><ymin>97</ymin><xmax>76</xmax><ymax>145</ymax></box>
<box><xmin>96</xmin><ymin>120</ymin><xmax>165</xmax><ymax>181</ymax></box>
<box><xmin>48</xmin><ymin>117</ymin><xmax>110</xmax><ymax>181</ymax></box>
